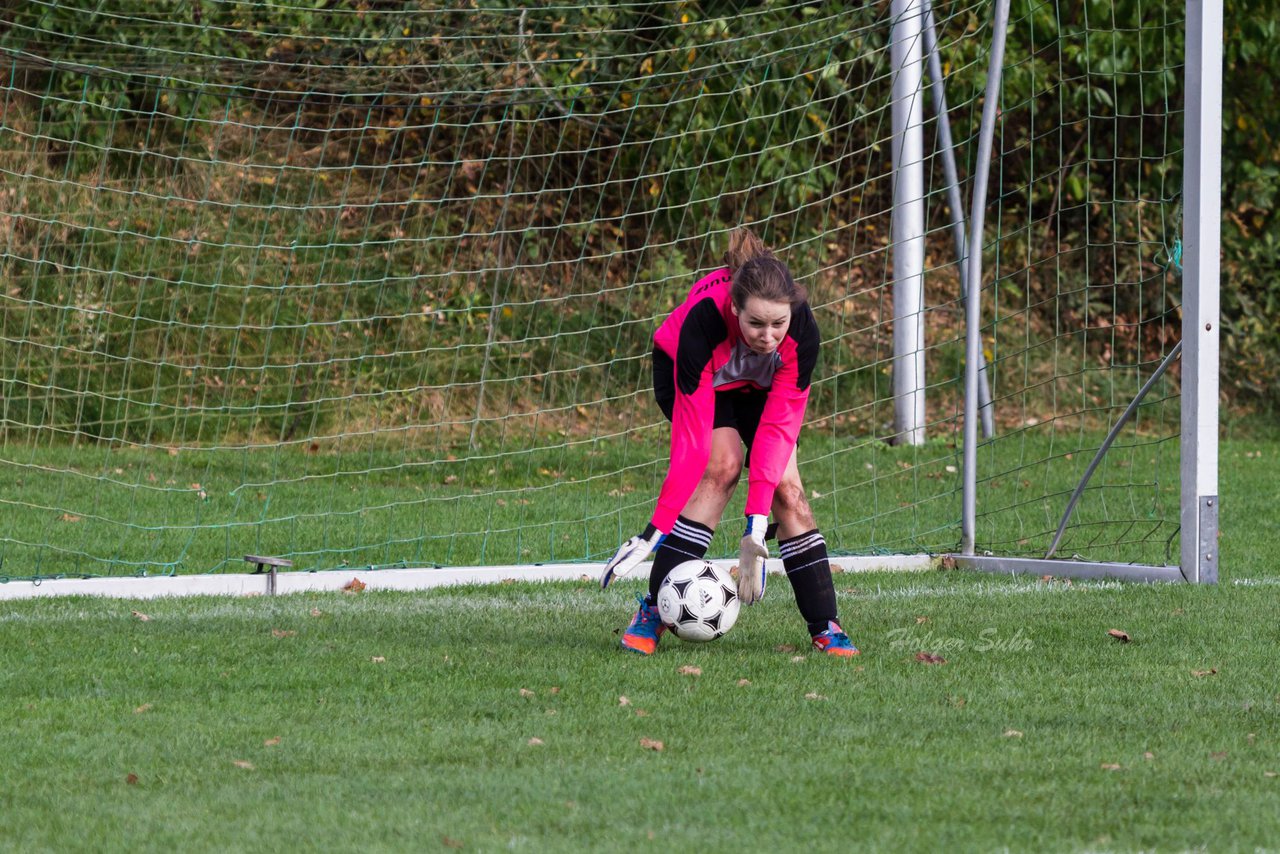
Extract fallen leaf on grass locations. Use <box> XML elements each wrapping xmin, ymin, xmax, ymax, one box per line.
<box><xmin>527</xmin><ymin>737</ymin><xmax>544</xmax><ymax>746</ymax></box>
<box><xmin>804</xmin><ymin>692</ymin><xmax>826</xmax><ymax>701</ymax></box>
<box><xmin>134</xmin><ymin>703</ymin><xmax>152</xmax><ymax>715</ymax></box>
<box><xmin>233</xmin><ymin>760</ymin><xmax>255</xmax><ymax>770</ymax></box>
<box><xmin>1192</xmin><ymin>668</ymin><xmax>1218</xmax><ymax>677</ymax></box>
<box><xmin>915</xmin><ymin>616</ymin><xmax>929</xmax><ymax>624</ymax></box>
<box><xmin>1100</xmin><ymin>763</ymin><xmax>1123</xmax><ymax>771</ymax></box>
<box><xmin>341</xmin><ymin>577</ymin><xmax>366</xmax><ymax>594</ymax></box>
<box><xmin>775</xmin><ymin>644</ymin><xmax>798</xmax><ymax>653</ymax></box>
<box><xmin>371</xmin><ymin>656</ymin><xmax>386</xmax><ymax>664</ymax></box>
<box><xmin>915</xmin><ymin>652</ymin><xmax>946</xmax><ymax>665</ymax></box>
<box><xmin>1266</xmin><ymin>771</ymin><xmax>1278</xmax><ymax>778</ymax></box>
<box><xmin>736</xmin><ymin>679</ymin><xmax>751</xmax><ymax>687</ymax></box>
<box><xmin>442</xmin><ymin>836</ymin><xmax>464</xmax><ymax>849</ymax></box>
<box><xmin>1003</xmin><ymin>729</ymin><xmax>1024</xmax><ymax>738</ymax></box>
<box><xmin>640</xmin><ymin>738</ymin><xmax>664</xmax><ymax>752</ymax></box>
<box><xmin>309</xmin><ymin>608</ymin><xmax>324</xmax><ymax>618</ymax></box>
<box><xmin>634</xmin><ymin>709</ymin><xmax>650</xmax><ymax>718</ymax></box>
<box><xmin>678</xmin><ymin>665</ymin><xmax>701</xmax><ymax>676</ymax></box>
<box><xmin>549</xmin><ymin>686</ymin><xmax>560</xmax><ymax>695</ymax></box>
<box><xmin>519</xmin><ymin>688</ymin><xmax>535</xmax><ymax>698</ymax></box>
<box><xmin>131</xmin><ymin>610</ymin><xmax>151</xmax><ymax>622</ymax></box>
<box><xmin>1144</xmin><ymin>752</ymin><xmax>1155</xmax><ymax>761</ymax></box>
<box><xmin>59</xmin><ymin>513</ymin><xmax>81</xmax><ymax>523</ymax></box>
<box><xmin>618</xmin><ymin>696</ymin><xmax>631</xmax><ymax>706</ymax></box>
<box><xmin>271</xmin><ymin>629</ymin><xmax>296</xmax><ymax>639</ymax></box>
<box><xmin>125</xmin><ymin>773</ymin><xmax>139</xmax><ymax>785</ymax></box>
<box><xmin>790</xmin><ymin>655</ymin><xmax>806</xmax><ymax>663</ymax></box>
<box><xmin>264</xmin><ymin>737</ymin><xmax>281</xmax><ymax>747</ymax></box>
<box><xmin>1107</xmin><ymin>629</ymin><xmax>1131</xmax><ymax>643</ymax></box>
<box><xmin>1211</xmin><ymin>751</ymin><xmax>1228</xmax><ymax>761</ymax></box>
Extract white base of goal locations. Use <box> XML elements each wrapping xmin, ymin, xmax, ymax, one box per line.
<box><xmin>0</xmin><ymin>555</ymin><xmax>935</xmax><ymax>601</ymax></box>
<box><xmin>950</xmin><ymin>555</ymin><xmax>1185</xmax><ymax>583</ymax></box>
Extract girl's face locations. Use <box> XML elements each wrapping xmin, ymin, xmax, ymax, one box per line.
<box><xmin>733</xmin><ymin>296</ymin><xmax>791</xmax><ymax>355</ymax></box>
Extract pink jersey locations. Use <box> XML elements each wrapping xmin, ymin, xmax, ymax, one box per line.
<box><xmin>649</xmin><ymin>268</ymin><xmax>819</xmax><ymax>532</ymax></box>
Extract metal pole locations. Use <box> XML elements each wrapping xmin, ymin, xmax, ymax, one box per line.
<box><xmin>921</xmin><ymin>0</ymin><xmax>995</xmax><ymax>439</ymax></box>
<box><xmin>1045</xmin><ymin>340</ymin><xmax>1183</xmax><ymax>559</ymax></box>
<box><xmin>891</xmin><ymin>0</ymin><xmax>926</xmax><ymax>446</ymax></box>
<box><xmin>960</xmin><ymin>0</ymin><xmax>1010</xmax><ymax>555</ymax></box>
<box><xmin>1180</xmin><ymin>0</ymin><xmax>1222</xmax><ymax>583</ymax></box>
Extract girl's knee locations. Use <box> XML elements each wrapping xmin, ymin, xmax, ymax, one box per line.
<box><xmin>702</xmin><ymin>456</ymin><xmax>743</xmax><ymax>497</ymax></box>
<box><xmin>772</xmin><ymin>480</ymin><xmax>814</xmax><ymax>527</ymax></box>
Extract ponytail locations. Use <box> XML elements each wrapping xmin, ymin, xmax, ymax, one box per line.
<box><xmin>725</xmin><ymin>227</ymin><xmax>807</xmax><ymax>309</ymax></box>
<box><xmin>724</xmin><ymin>226</ymin><xmax>771</xmax><ymax>273</ymax></box>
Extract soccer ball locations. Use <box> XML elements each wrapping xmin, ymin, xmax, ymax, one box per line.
<box><xmin>655</xmin><ymin>559</ymin><xmax>740</xmax><ymax>642</ymax></box>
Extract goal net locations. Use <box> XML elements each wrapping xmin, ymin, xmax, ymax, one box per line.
<box><xmin>0</xmin><ymin>1</ymin><xmax>1202</xmax><ymax>581</ymax></box>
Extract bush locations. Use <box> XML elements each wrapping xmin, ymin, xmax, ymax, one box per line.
<box><xmin>0</xmin><ymin>0</ymin><xmax>1274</xmax><ymax>445</ymax></box>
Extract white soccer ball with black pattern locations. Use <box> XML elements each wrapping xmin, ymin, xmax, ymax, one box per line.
<box><xmin>655</xmin><ymin>559</ymin><xmax>741</xmax><ymax>642</ymax></box>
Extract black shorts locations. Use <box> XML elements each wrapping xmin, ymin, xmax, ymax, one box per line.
<box><xmin>652</xmin><ymin>349</ymin><xmax>769</xmax><ymax>453</ymax></box>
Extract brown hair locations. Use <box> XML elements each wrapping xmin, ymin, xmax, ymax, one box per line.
<box><xmin>723</xmin><ymin>226</ymin><xmax>807</xmax><ymax>309</ymax></box>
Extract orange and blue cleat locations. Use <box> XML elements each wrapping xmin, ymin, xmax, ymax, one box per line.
<box><xmin>811</xmin><ymin>620</ymin><xmax>860</xmax><ymax>657</ymax></box>
<box><xmin>620</xmin><ymin>594</ymin><xmax>666</xmax><ymax>655</ymax></box>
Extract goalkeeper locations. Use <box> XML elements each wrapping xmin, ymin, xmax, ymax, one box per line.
<box><xmin>601</xmin><ymin>227</ymin><xmax>859</xmax><ymax>657</ymax></box>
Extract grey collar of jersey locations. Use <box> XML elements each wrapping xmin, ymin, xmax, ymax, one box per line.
<box><xmin>713</xmin><ymin>340</ymin><xmax>782</xmax><ymax>389</ymax></box>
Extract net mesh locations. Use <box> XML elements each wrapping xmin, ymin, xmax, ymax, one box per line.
<box><xmin>0</xmin><ymin>0</ymin><xmax>1184</xmax><ymax>579</ymax></box>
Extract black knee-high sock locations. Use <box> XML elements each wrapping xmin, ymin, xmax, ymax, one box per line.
<box><xmin>647</xmin><ymin>516</ymin><xmax>714</xmax><ymax>601</ymax></box>
<box><xmin>779</xmin><ymin>529</ymin><xmax>838</xmax><ymax>635</ymax></box>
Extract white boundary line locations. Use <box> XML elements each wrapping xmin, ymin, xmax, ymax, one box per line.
<box><xmin>0</xmin><ymin>555</ymin><xmax>935</xmax><ymax>601</ymax></box>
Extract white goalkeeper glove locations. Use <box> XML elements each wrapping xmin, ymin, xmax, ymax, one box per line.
<box><xmin>600</xmin><ymin>524</ymin><xmax>664</xmax><ymax>590</ymax></box>
<box><xmin>737</xmin><ymin>514</ymin><xmax>769</xmax><ymax>605</ymax></box>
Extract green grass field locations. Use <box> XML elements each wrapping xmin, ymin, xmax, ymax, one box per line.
<box><xmin>3</xmin><ymin>574</ymin><xmax>1279</xmax><ymax>851</ymax></box>
<box><xmin>0</xmin><ymin>439</ymin><xmax>1276</xmax><ymax>851</ymax></box>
